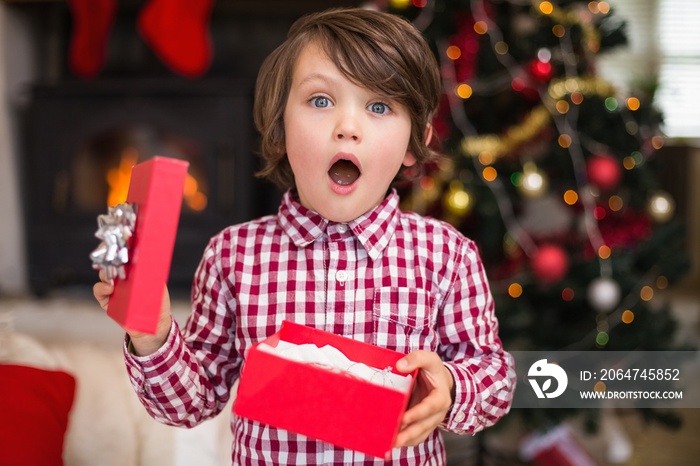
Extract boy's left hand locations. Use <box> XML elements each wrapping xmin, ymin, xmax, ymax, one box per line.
<box><xmin>393</xmin><ymin>350</ymin><xmax>455</xmax><ymax>448</ymax></box>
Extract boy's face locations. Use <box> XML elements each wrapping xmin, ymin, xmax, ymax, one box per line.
<box><xmin>283</xmin><ymin>41</ymin><xmax>417</xmax><ymax>223</ymax></box>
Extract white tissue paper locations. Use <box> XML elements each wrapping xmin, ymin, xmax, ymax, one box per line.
<box><xmin>257</xmin><ymin>340</ymin><xmax>412</xmax><ymax>393</ymax></box>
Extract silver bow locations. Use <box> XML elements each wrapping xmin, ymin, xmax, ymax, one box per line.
<box><xmin>90</xmin><ymin>203</ymin><xmax>137</xmax><ymax>280</ymax></box>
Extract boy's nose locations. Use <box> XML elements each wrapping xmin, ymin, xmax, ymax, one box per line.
<box><xmin>334</xmin><ymin>111</ymin><xmax>362</xmax><ymax>142</ymax></box>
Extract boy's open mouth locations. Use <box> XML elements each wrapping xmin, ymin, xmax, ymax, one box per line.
<box><xmin>328</xmin><ymin>159</ymin><xmax>361</xmax><ymax>186</ymax></box>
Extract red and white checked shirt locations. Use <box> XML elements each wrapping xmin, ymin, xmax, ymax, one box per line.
<box><xmin>124</xmin><ymin>189</ymin><xmax>515</xmax><ymax>465</ymax></box>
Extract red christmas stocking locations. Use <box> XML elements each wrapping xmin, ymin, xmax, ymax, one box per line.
<box><xmin>68</xmin><ymin>0</ymin><xmax>117</xmax><ymax>78</ymax></box>
<box><xmin>137</xmin><ymin>0</ymin><xmax>215</xmax><ymax>78</ymax></box>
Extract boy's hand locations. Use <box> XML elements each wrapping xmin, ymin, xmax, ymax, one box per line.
<box><xmin>93</xmin><ymin>270</ymin><xmax>172</xmax><ymax>356</ymax></box>
<box><xmin>393</xmin><ymin>350</ymin><xmax>454</xmax><ymax>448</ymax></box>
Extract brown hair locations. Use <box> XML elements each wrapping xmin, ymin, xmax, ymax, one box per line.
<box><xmin>253</xmin><ymin>8</ymin><xmax>442</xmax><ymax>189</ymax></box>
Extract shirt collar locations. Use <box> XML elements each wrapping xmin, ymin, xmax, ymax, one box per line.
<box><xmin>277</xmin><ymin>189</ymin><xmax>400</xmax><ymax>261</ymax></box>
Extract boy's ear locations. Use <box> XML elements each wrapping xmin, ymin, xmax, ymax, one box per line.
<box><xmin>403</xmin><ymin>123</ymin><xmax>434</xmax><ymax>167</ymax></box>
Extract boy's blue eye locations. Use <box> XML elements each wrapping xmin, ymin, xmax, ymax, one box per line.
<box><xmin>311</xmin><ymin>96</ymin><xmax>331</xmax><ymax>108</ymax></box>
<box><xmin>368</xmin><ymin>102</ymin><xmax>389</xmax><ymax>114</ymax></box>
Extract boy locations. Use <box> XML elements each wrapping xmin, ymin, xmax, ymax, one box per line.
<box><xmin>94</xmin><ymin>8</ymin><xmax>515</xmax><ymax>465</ymax></box>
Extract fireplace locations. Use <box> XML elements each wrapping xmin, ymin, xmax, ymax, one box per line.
<box><xmin>22</xmin><ymin>78</ymin><xmax>280</xmax><ymax>295</ymax></box>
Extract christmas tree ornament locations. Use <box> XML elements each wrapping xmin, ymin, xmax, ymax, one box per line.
<box><xmin>137</xmin><ymin>0</ymin><xmax>215</xmax><ymax>78</ymax></box>
<box><xmin>647</xmin><ymin>190</ymin><xmax>675</xmax><ymax>223</ymax></box>
<box><xmin>586</xmin><ymin>154</ymin><xmax>622</xmax><ymax>191</ymax></box>
<box><xmin>67</xmin><ymin>0</ymin><xmax>117</xmax><ymax>78</ymax></box>
<box><xmin>529</xmin><ymin>58</ymin><xmax>553</xmax><ymax>82</ymax></box>
<box><xmin>531</xmin><ymin>244</ymin><xmax>569</xmax><ymax>284</ymax></box>
<box><xmin>389</xmin><ymin>0</ymin><xmax>411</xmax><ymax>9</ymax></box>
<box><xmin>460</xmin><ymin>105</ymin><xmax>551</xmax><ymax>159</ymax></box>
<box><xmin>518</xmin><ymin>162</ymin><xmax>548</xmax><ymax>198</ymax></box>
<box><xmin>587</xmin><ymin>277</ymin><xmax>621</xmax><ymax>313</ymax></box>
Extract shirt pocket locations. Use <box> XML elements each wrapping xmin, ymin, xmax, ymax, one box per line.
<box><xmin>372</xmin><ymin>287</ymin><xmax>438</xmax><ymax>354</ymax></box>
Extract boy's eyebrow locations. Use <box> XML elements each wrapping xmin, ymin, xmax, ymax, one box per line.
<box><xmin>297</xmin><ymin>72</ymin><xmax>335</xmax><ymax>87</ymax></box>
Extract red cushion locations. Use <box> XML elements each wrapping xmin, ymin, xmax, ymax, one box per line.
<box><xmin>0</xmin><ymin>364</ymin><xmax>76</xmax><ymax>466</ymax></box>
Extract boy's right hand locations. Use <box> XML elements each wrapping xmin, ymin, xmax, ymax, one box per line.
<box><xmin>93</xmin><ymin>270</ymin><xmax>172</xmax><ymax>357</ymax></box>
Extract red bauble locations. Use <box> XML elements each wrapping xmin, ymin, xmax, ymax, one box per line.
<box><xmin>587</xmin><ymin>154</ymin><xmax>622</xmax><ymax>191</ymax></box>
<box><xmin>529</xmin><ymin>59</ymin><xmax>553</xmax><ymax>82</ymax></box>
<box><xmin>531</xmin><ymin>244</ymin><xmax>569</xmax><ymax>284</ymax></box>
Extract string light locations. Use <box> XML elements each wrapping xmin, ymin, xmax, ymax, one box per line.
<box><xmin>648</xmin><ymin>191</ymin><xmax>675</xmax><ymax>222</ymax></box>
<box><xmin>456</xmin><ymin>83</ymin><xmax>473</xmax><ymax>99</ymax></box>
<box><xmin>604</xmin><ymin>97</ymin><xmax>618</xmax><ymax>111</ymax></box>
<box><xmin>651</xmin><ymin>135</ymin><xmax>664</xmax><ymax>149</ymax></box>
<box><xmin>640</xmin><ymin>286</ymin><xmax>654</xmax><ymax>301</ymax></box>
<box><xmin>495</xmin><ymin>41</ymin><xmax>509</xmax><ymax>55</ymax></box>
<box><xmin>564</xmin><ymin>189</ymin><xmax>578</xmax><ymax>205</ymax></box>
<box><xmin>596</xmin><ymin>331</ymin><xmax>609</xmax><ymax>346</ymax></box>
<box><xmin>558</xmin><ymin>134</ymin><xmax>572</xmax><ymax>148</ymax></box>
<box><xmin>508</xmin><ymin>283</ymin><xmax>523</xmax><ymax>298</ymax></box>
<box><xmin>478</xmin><ymin>151</ymin><xmax>495</xmax><ymax>165</ymax></box>
<box><xmin>446</xmin><ymin>45</ymin><xmax>461</xmax><ymax>60</ymax></box>
<box><xmin>519</xmin><ymin>162</ymin><xmax>548</xmax><ymax>197</ymax></box>
<box><xmin>474</xmin><ymin>20</ymin><xmax>488</xmax><ymax>34</ymax></box>
<box><xmin>539</xmin><ymin>1</ymin><xmax>554</xmax><ymax>15</ymax></box>
<box><xmin>608</xmin><ymin>195</ymin><xmax>623</xmax><ymax>211</ymax></box>
<box><xmin>556</xmin><ymin>100</ymin><xmax>570</xmax><ymax>114</ymax></box>
<box><xmin>621</xmin><ymin>310</ymin><xmax>635</xmax><ymax>324</ymax></box>
<box><xmin>482</xmin><ymin>166</ymin><xmax>498</xmax><ymax>181</ymax></box>
<box><xmin>626</xmin><ymin>97</ymin><xmax>640</xmax><ymax>111</ymax></box>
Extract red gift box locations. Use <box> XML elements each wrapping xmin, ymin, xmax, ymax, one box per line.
<box><xmin>107</xmin><ymin>156</ymin><xmax>189</xmax><ymax>334</ymax></box>
<box><xmin>233</xmin><ymin>321</ymin><xmax>418</xmax><ymax>459</ymax></box>
<box><xmin>520</xmin><ymin>424</ymin><xmax>599</xmax><ymax>466</ymax></box>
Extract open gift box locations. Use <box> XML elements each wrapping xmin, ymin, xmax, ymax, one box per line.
<box><xmin>233</xmin><ymin>321</ymin><xmax>418</xmax><ymax>458</ymax></box>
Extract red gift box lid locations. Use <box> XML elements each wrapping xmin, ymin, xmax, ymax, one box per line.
<box><xmin>107</xmin><ymin>156</ymin><xmax>188</xmax><ymax>334</ymax></box>
<box><xmin>233</xmin><ymin>321</ymin><xmax>417</xmax><ymax>459</ymax></box>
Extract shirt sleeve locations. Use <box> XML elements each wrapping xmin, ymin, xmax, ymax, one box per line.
<box><xmin>437</xmin><ymin>238</ymin><xmax>516</xmax><ymax>435</ymax></box>
<box><xmin>123</xmin><ymin>234</ymin><xmax>241</xmax><ymax>428</ymax></box>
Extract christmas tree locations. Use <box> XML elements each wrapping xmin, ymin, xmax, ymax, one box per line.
<box><xmin>383</xmin><ymin>0</ymin><xmax>690</xmax><ymax>433</ymax></box>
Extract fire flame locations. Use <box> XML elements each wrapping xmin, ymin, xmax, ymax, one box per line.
<box><xmin>106</xmin><ymin>149</ymin><xmax>207</xmax><ymax>211</ymax></box>
<box><xmin>106</xmin><ymin>148</ymin><xmax>138</xmax><ymax>207</ymax></box>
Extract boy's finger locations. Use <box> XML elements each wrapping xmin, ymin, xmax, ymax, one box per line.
<box><xmin>98</xmin><ymin>269</ymin><xmax>114</xmax><ymax>286</ymax></box>
<box><xmin>396</xmin><ymin>350</ymin><xmax>434</xmax><ymax>373</ymax></box>
<box><xmin>395</xmin><ymin>412</ymin><xmax>442</xmax><ymax>447</ymax></box>
<box><xmin>402</xmin><ymin>388</ymin><xmax>444</xmax><ymax>424</ymax></box>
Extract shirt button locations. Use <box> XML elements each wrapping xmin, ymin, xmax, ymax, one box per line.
<box><xmin>337</xmin><ymin>224</ymin><xmax>348</xmax><ymax>233</ymax></box>
<box><xmin>130</xmin><ymin>367</ymin><xmax>140</xmax><ymax>379</ymax></box>
<box><xmin>335</xmin><ymin>270</ymin><xmax>347</xmax><ymax>282</ymax></box>
<box><xmin>454</xmin><ymin>411</ymin><xmax>466</xmax><ymax>423</ymax></box>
